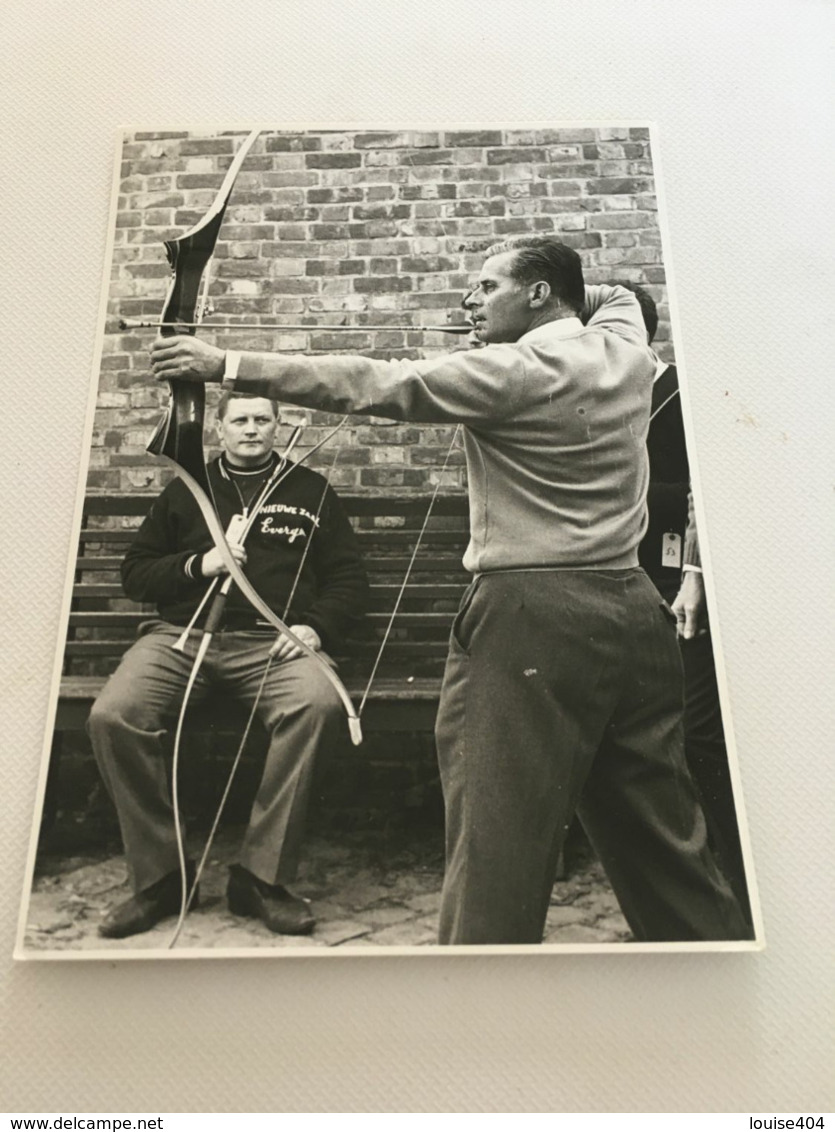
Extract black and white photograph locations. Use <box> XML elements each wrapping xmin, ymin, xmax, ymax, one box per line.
<box><xmin>3</xmin><ymin>0</ymin><xmax>833</xmax><ymax>1116</ymax></box>
<box><xmin>17</xmin><ymin>123</ymin><xmax>760</xmax><ymax>958</ymax></box>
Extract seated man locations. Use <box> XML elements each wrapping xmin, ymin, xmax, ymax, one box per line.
<box><xmin>89</xmin><ymin>391</ymin><xmax>368</xmax><ymax>939</ymax></box>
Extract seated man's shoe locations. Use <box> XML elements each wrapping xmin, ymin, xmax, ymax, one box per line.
<box><xmin>227</xmin><ymin>864</ymin><xmax>315</xmax><ymax>935</ymax></box>
<box><xmin>98</xmin><ymin>868</ymin><xmax>198</xmax><ymax>939</ymax></box>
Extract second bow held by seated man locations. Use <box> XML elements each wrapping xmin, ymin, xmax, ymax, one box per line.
<box><xmin>88</xmin><ymin>392</ymin><xmax>369</xmax><ymax>940</ymax></box>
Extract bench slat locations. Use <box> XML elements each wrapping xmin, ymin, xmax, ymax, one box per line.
<box><xmin>78</xmin><ymin>527</ymin><xmax>469</xmax><ymax>543</ymax></box>
<box><xmin>82</xmin><ymin>494</ymin><xmax>468</xmax><ymax>515</ymax></box>
<box><xmin>69</xmin><ymin>610</ymin><xmax>458</xmax><ymax>629</ymax></box>
<box><xmin>78</xmin><ymin>529</ymin><xmax>141</xmax><ymax>543</ymax></box>
<box><xmin>64</xmin><ymin>639</ymin><xmax>452</xmax><ymax>659</ymax></box>
<box><xmin>74</xmin><ymin>554</ymin><xmax>467</xmax><ymax>574</ymax></box>
<box><xmin>72</xmin><ymin>582</ymin><xmax>468</xmax><ymax>604</ymax></box>
<box><xmin>56</xmin><ymin>674</ymin><xmax>444</xmax><ymax>732</ymax></box>
<box><xmin>59</xmin><ymin>672</ymin><xmax>443</xmax><ymax>699</ymax></box>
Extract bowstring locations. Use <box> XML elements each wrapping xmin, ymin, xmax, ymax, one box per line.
<box><xmin>168</xmin><ymin>631</ymin><xmax>212</xmax><ymax>948</ymax></box>
<box><xmin>166</xmin><ymin>439</ymin><xmax>297</xmax><ymax>947</ymax></box>
<box><xmin>168</xmin><ymin>652</ymin><xmax>271</xmax><ymax>949</ymax></box>
<box><xmin>166</xmin><ymin>124</ymin><xmax>467</xmax><ymax>938</ymax></box>
<box><xmin>156</xmin><ymin>131</ymin><xmax>358</xmax><ymax>946</ymax></box>
<box><xmin>358</xmin><ymin>424</ymin><xmax>462</xmax><ymax>717</ymax></box>
<box><xmin>160</xmin><ymin>130</ymin><xmax>265</xmax><ymax>793</ymax></box>
<box><xmin>358</xmin><ymin>138</ymin><xmax>466</xmax><ymax>714</ymax></box>
<box><xmin>281</xmin><ymin>435</ymin><xmax>344</xmax><ymax>623</ymax></box>
<box><xmin>164</xmin><ymin>135</ymin><xmax>259</xmax><ymax>949</ymax></box>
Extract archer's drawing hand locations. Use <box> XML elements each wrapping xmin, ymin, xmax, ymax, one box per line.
<box><xmin>200</xmin><ymin>542</ymin><xmax>247</xmax><ymax>578</ymax></box>
<box><xmin>151</xmin><ymin>334</ymin><xmax>226</xmax><ymax>383</ymax></box>
<box><xmin>270</xmin><ymin>624</ymin><xmax>322</xmax><ymax>663</ymax></box>
<box><xmin>671</xmin><ymin>570</ymin><xmax>709</xmax><ymax>639</ymax></box>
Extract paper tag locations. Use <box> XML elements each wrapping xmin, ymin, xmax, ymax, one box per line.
<box><xmin>662</xmin><ymin>531</ymin><xmax>682</xmax><ymax>569</ymax></box>
<box><xmin>226</xmin><ymin>513</ymin><xmax>247</xmax><ymax>546</ymax></box>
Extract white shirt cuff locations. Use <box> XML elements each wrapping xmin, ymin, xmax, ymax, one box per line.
<box><xmin>221</xmin><ymin>350</ymin><xmax>242</xmax><ymax>390</ymax></box>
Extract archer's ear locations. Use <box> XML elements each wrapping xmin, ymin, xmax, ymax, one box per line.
<box><xmin>530</xmin><ymin>280</ymin><xmax>551</xmax><ymax>308</ymax></box>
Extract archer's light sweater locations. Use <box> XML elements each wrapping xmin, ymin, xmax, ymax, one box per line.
<box><xmin>231</xmin><ymin>286</ymin><xmax>656</xmax><ymax>574</ymax></box>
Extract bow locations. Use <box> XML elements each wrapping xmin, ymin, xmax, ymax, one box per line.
<box><xmin>148</xmin><ymin>129</ymin><xmax>259</xmax><ymax>495</ymax></box>
<box><xmin>144</xmin><ymin>130</ymin><xmax>360</xmax><ymax>946</ymax></box>
<box><xmin>148</xmin><ymin>129</ymin><xmax>362</xmax><ymax>745</ymax></box>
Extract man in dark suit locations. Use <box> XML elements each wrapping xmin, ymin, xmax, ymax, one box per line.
<box><xmin>622</xmin><ymin>282</ymin><xmax>752</xmax><ymax>922</ymax></box>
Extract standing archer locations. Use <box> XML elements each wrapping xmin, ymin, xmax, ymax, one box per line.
<box><xmin>151</xmin><ymin>235</ymin><xmax>753</xmax><ymax>946</ymax></box>
<box><xmin>89</xmin><ymin>392</ymin><xmax>368</xmax><ymax>939</ymax></box>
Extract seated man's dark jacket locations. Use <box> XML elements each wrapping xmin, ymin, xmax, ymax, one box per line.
<box><xmin>121</xmin><ymin>456</ymin><xmax>369</xmax><ymax>651</ymax></box>
<box><xmin>639</xmin><ymin>363</ymin><xmax>689</xmax><ymax>604</ymax></box>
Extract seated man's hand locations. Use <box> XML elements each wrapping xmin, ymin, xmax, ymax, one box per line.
<box><xmin>151</xmin><ymin>334</ymin><xmax>226</xmax><ymax>383</ymax></box>
<box><xmin>270</xmin><ymin>624</ymin><xmax>322</xmax><ymax>662</ymax></box>
<box><xmin>200</xmin><ymin>542</ymin><xmax>247</xmax><ymax>578</ymax></box>
<box><xmin>671</xmin><ymin>570</ymin><xmax>709</xmax><ymax>640</ymax></box>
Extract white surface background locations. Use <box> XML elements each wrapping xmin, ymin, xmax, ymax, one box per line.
<box><xmin>1</xmin><ymin>0</ymin><xmax>833</xmax><ymax>1113</ymax></box>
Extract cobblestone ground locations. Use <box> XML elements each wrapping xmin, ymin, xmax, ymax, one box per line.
<box><xmin>22</xmin><ymin>825</ymin><xmax>631</xmax><ymax>953</ymax></box>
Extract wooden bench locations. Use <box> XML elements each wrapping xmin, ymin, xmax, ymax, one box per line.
<box><xmin>56</xmin><ymin>491</ymin><xmax>470</xmax><ymax>737</ymax></box>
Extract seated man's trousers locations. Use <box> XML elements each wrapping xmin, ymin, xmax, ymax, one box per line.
<box><xmin>88</xmin><ymin>622</ymin><xmax>343</xmax><ymax>894</ymax></box>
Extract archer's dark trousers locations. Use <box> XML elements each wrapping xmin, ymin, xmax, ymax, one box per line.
<box><xmin>435</xmin><ymin>569</ymin><xmax>752</xmax><ymax>945</ymax></box>
<box><xmin>89</xmin><ymin>621</ymin><xmax>342</xmax><ymax>893</ymax></box>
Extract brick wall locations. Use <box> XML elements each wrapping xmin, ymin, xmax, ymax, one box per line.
<box><xmin>92</xmin><ymin>125</ymin><xmax>670</xmax><ymax>494</ymax></box>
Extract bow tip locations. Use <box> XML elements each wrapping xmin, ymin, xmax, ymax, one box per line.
<box><xmin>348</xmin><ymin>717</ymin><xmax>363</xmax><ymax>747</ymax></box>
